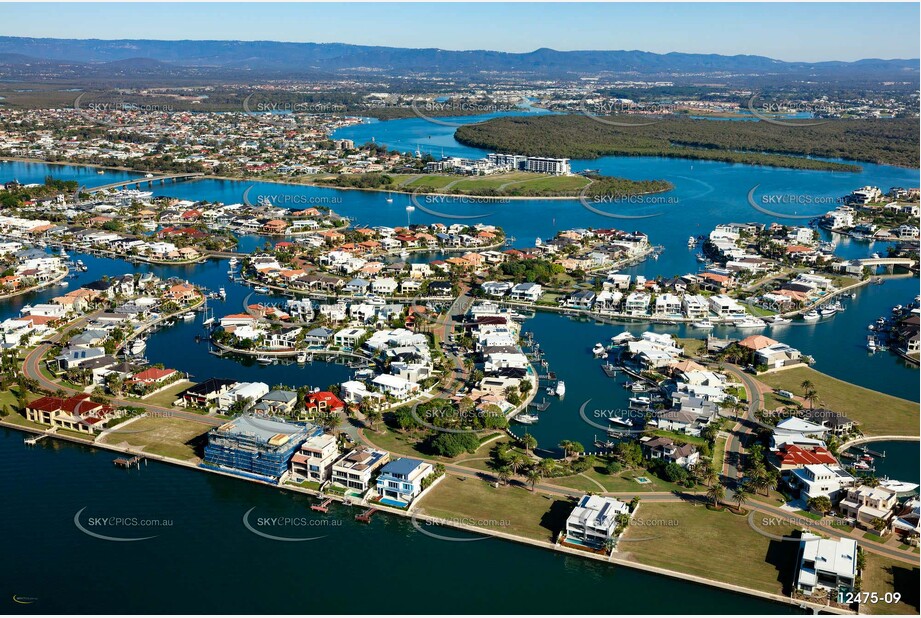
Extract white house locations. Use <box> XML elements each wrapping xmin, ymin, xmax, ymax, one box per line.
<box><xmin>371</xmin><ymin>374</ymin><xmax>419</xmax><ymax>399</ymax></box>
<box><xmin>794</xmin><ymin>534</ymin><xmax>857</xmax><ymax>597</ymax></box>
<box><xmin>565</xmin><ymin>494</ymin><xmax>630</xmax><ymax>547</ymax></box>
<box><xmin>509</xmin><ymin>282</ymin><xmax>543</xmax><ymax>302</ymax></box>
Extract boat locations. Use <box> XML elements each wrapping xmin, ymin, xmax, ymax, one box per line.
<box><xmin>97</xmin><ymin>170</ymin><xmax>105</xmax><ymax>174</ymax></box>
<box><xmin>59</xmin><ymin>247</ymin><xmax>69</xmax><ymax>258</ymax></box>
<box><xmin>386</xmin><ymin>192</ymin><xmax>394</xmax><ymax>203</ymax></box>
<box><xmin>766</xmin><ymin>316</ymin><xmax>792</xmax><ymax>326</ymax></box>
<box><xmin>296</xmin><ymin>351</ymin><xmax>308</xmax><ymax>363</ymax></box>
<box><xmin>592</xmin><ymin>343</ymin><xmax>606</xmax><ymax>357</ymax></box>
<box><xmin>853</xmin><ymin>460</ymin><xmax>871</xmax><ymax>471</ymax></box>
<box><xmin>695</xmin><ymin>253</ymin><xmax>708</xmax><ymax>262</ymax></box>
<box><xmin>867</xmin><ymin>336</ymin><xmax>877</xmax><ymax>352</ymax></box>
<box><xmin>880</xmin><ymin>478</ymin><xmax>920</xmax><ymax>495</ymax></box>
<box><xmin>850</xmin><ymin>292</ymin><xmax>857</xmax><ymax>299</ymax></box>
<box><xmin>202</xmin><ymin>317</ymin><xmax>215</xmax><ymax>327</ymax></box>
<box><xmin>687</xmin><ymin>236</ymin><xmax>697</xmax><ymax>246</ymax></box>
<box><xmin>690</xmin><ymin>319</ymin><xmax>714</xmax><ymax>329</ymax></box>
<box><xmin>129</xmin><ymin>338</ymin><xmax>147</xmax><ymax>356</ymax></box>
<box><xmin>256</xmin><ymin>355</ymin><xmax>275</xmax><ymax>365</ymax></box>
<box><xmin>254</xmin><ymin>286</ymin><xmax>270</xmax><ymax>294</ymax></box>
<box><xmin>228</xmin><ymin>257</ymin><xmax>239</xmax><ymax>268</ymax></box>
<box><xmin>860</xmin><ymin>454</ymin><xmax>875</xmax><ymax>463</ymax></box>
<box><xmin>554</xmin><ymin>381</ymin><xmax>566</xmax><ymax>398</ymax></box>
<box><xmin>819</xmin><ymin>306</ymin><xmax>838</xmax><ymax>317</ymax></box>
<box><xmin>181</xmin><ymin>312</ymin><xmax>196</xmax><ymax>321</ymax></box>
<box><xmin>398</xmin><ymin>249</ymin><xmax>410</xmax><ymax>259</ymax></box>
<box><xmin>802</xmin><ymin>310</ymin><xmax>820</xmax><ymax>321</ymax></box>
<box><xmin>893</xmin><ymin>305</ymin><xmax>903</xmax><ymax>313</ymax></box>
<box><xmin>366</xmin><ymin>295</ymin><xmax>386</xmax><ymax>306</ymax></box>
<box><xmin>628</xmin><ymin>396</ymin><xmax>652</xmax><ymax>410</ymax></box>
<box><xmin>630</xmin><ymin>382</ymin><xmax>648</xmax><ymax>392</ymax></box>
<box><xmin>732</xmin><ymin>316</ymin><xmax>766</xmax><ymax>330</ymax></box>
<box><xmin>514</xmin><ymin>413</ymin><xmax>538</xmax><ymax>425</ymax></box>
<box><xmin>609</xmin><ymin>416</ymin><xmax>633</xmax><ymax>427</ymax></box>
<box><xmin>58</xmin><ymin>281</ymin><xmax>69</xmax><ymax>287</ymax></box>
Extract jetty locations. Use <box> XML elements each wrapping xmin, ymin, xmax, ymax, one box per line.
<box><xmin>311</xmin><ymin>498</ymin><xmax>333</xmax><ymax>513</ymax></box>
<box><xmin>355</xmin><ymin>507</ymin><xmax>379</xmax><ymax>523</ymax></box>
<box><xmin>114</xmin><ymin>455</ymin><xmax>144</xmax><ymax>469</ymax></box>
<box><xmin>24</xmin><ymin>434</ymin><xmax>49</xmax><ymax>446</ymax></box>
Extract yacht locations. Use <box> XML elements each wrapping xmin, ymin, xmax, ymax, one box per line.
<box><xmin>690</xmin><ymin>319</ymin><xmax>714</xmax><ymax>329</ymax></box>
<box><xmin>228</xmin><ymin>257</ymin><xmax>239</xmax><ymax>268</ymax></box>
<box><xmin>550</xmin><ymin>381</ymin><xmax>565</xmax><ymax>398</ymax></box>
<box><xmin>732</xmin><ymin>316</ymin><xmax>766</xmax><ymax>330</ymax></box>
<box><xmin>256</xmin><ymin>355</ymin><xmax>275</xmax><ymax>365</ymax></box>
<box><xmin>687</xmin><ymin>236</ymin><xmax>697</xmax><ymax>246</ymax></box>
<box><xmin>386</xmin><ymin>192</ymin><xmax>394</xmax><ymax>203</ymax></box>
<box><xmin>296</xmin><ymin>350</ymin><xmax>308</xmax><ymax>364</ymax></box>
<box><xmin>853</xmin><ymin>460</ymin><xmax>871</xmax><ymax>471</ymax></box>
<box><xmin>592</xmin><ymin>343</ymin><xmax>606</xmax><ymax>357</ymax></box>
<box><xmin>398</xmin><ymin>249</ymin><xmax>410</xmax><ymax>259</ymax></box>
<box><xmin>609</xmin><ymin>416</ymin><xmax>633</xmax><ymax>428</ymax></box>
<box><xmin>254</xmin><ymin>286</ymin><xmax>270</xmax><ymax>294</ymax></box>
<box><xmin>766</xmin><ymin>316</ymin><xmax>792</xmax><ymax>326</ymax></box>
<box><xmin>695</xmin><ymin>253</ymin><xmax>708</xmax><ymax>263</ymax></box>
<box><xmin>802</xmin><ymin>310</ymin><xmax>820</xmax><ymax>321</ymax></box>
<box><xmin>514</xmin><ymin>413</ymin><xmax>538</xmax><ymax>425</ymax></box>
<box><xmin>366</xmin><ymin>295</ymin><xmax>386</xmax><ymax>306</ymax></box>
<box><xmin>218</xmin><ymin>287</ymin><xmax>227</xmax><ymax>300</ymax></box>
<box><xmin>129</xmin><ymin>338</ymin><xmax>147</xmax><ymax>356</ymax></box>
<box><xmin>59</xmin><ymin>247</ymin><xmax>69</xmax><ymax>259</ymax></box>
<box><xmin>866</xmin><ymin>336</ymin><xmax>877</xmax><ymax>352</ymax></box>
<box><xmin>181</xmin><ymin>312</ymin><xmax>196</xmax><ymax>321</ymax></box>
<box><xmin>880</xmin><ymin>478</ymin><xmax>920</xmax><ymax>495</ymax></box>
<box><xmin>819</xmin><ymin>306</ymin><xmax>838</xmax><ymax>317</ymax></box>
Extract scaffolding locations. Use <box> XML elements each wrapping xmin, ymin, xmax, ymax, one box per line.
<box><xmin>203</xmin><ymin>417</ymin><xmax>318</xmax><ymax>479</ymax></box>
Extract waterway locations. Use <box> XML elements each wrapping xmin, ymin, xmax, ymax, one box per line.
<box><xmin>0</xmin><ymin>427</ymin><xmax>797</xmax><ymax>614</ymax></box>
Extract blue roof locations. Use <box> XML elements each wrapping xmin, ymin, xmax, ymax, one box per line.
<box><xmin>381</xmin><ymin>457</ymin><xmax>424</xmax><ymax>476</ymax></box>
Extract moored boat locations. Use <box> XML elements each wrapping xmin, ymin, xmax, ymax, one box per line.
<box><xmin>802</xmin><ymin>310</ymin><xmax>820</xmax><ymax>321</ymax></box>
<box><xmin>514</xmin><ymin>413</ymin><xmax>538</xmax><ymax>425</ymax></box>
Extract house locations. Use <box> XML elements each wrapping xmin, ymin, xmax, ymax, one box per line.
<box><xmin>180</xmin><ymin>378</ymin><xmax>237</xmax><ymax>408</ymax></box>
<box><xmin>769</xmin><ymin>444</ymin><xmax>838</xmax><ymax>471</ymax></box>
<box><xmin>371</xmin><ymin>374</ymin><xmax>419</xmax><ymax>400</ymax></box>
<box><xmin>25</xmin><ymin>393</ymin><xmax>114</xmax><ymax>434</ymax></box>
<box><xmin>794</xmin><ymin>534</ymin><xmax>857</xmax><ymax>598</ymax></box>
<box><xmin>562</xmin><ymin>290</ymin><xmax>596</xmax><ymax>310</ymax></box>
<box><xmin>253</xmin><ymin>389</ymin><xmax>298</xmax><ymax>415</ymax></box>
<box><xmin>303</xmin><ymin>327</ymin><xmax>334</xmax><ymax>347</ymax></box>
<box><xmin>217</xmin><ymin>382</ymin><xmax>270</xmax><ymax>412</ymax></box>
<box><xmin>303</xmin><ymin>391</ymin><xmax>345</xmax><ymax>418</ymax></box>
<box><xmin>624</xmin><ymin>292</ymin><xmax>650</xmax><ymax>316</ymax></box>
<box><xmin>564</xmin><ymin>494</ymin><xmax>631</xmax><ymax>547</ymax></box>
<box><xmin>799</xmin><ymin>409</ymin><xmax>856</xmax><ymax>436</ymax></box>
<box><xmin>481</xmin><ymin>281</ymin><xmax>513</xmax><ymax>297</ymax></box>
<box><xmin>339</xmin><ymin>380</ymin><xmax>383</xmax><ymax>406</ymax></box>
<box><xmin>509</xmin><ymin>282</ymin><xmax>543</xmax><ymax>302</ymax></box>
<box><xmin>204</xmin><ymin>415</ymin><xmax>318</xmax><ymax>481</ymax></box>
<box><xmin>131</xmin><ymin>367</ymin><xmax>178</xmax><ymax>386</ymax></box>
<box><xmin>772</xmin><ymin>417</ymin><xmax>829</xmax><ymax>449</ymax></box>
<box><xmin>375</xmin><ymin>457</ymin><xmax>435</xmax><ymax>505</ymax></box>
<box><xmin>290</xmin><ymin>433</ymin><xmax>340</xmax><ymax>483</ymax></box>
<box><xmin>639</xmin><ymin>436</ymin><xmax>700</xmax><ymax>469</ymax></box>
<box><xmin>839</xmin><ymin>485</ymin><xmax>898</xmax><ymax>531</ymax></box>
<box><xmin>333</xmin><ymin>327</ymin><xmax>366</xmax><ymax>349</ymax></box>
<box><xmin>331</xmin><ymin>447</ymin><xmax>389</xmax><ymax>493</ymax></box>
<box><xmin>789</xmin><ymin>464</ymin><xmax>854</xmax><ymax>502</ymax></box>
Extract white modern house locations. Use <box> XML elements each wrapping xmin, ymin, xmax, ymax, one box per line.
<box><xmin>794</xmin><ymin>534</ymin><xmax>858</xmax><ymax>598</ymax></box>
<box><xmin>564</xmin><ymin>494</ymin><xmax>631</xmax><ymax>548</ymax></box>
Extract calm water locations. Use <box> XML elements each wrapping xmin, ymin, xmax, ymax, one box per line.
<box><xmin>0</xmin><ymin>428</ymin><xmax>797</xmax><ymax>615</ymax></box>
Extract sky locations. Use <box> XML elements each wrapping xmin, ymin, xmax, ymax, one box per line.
<box><xmin>1</xmin><ymin>2</ymin><xmax>919</xmax><ymax>62</ymax></box>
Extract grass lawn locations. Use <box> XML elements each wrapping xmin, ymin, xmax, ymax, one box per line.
<box><xmin>863</xmin><ymin>531</ymin><xmax>887</xmax><ymax>543</ymax></box>
<box><xmin>620</xmin><ymin>501</ymin><xmax>798</xmax><ymax>595</ymax></box>
<box><xmin>860</xmin><ymin>553</ymin><xmax>920</xmax><ymax>615</ymax></box>
<box><xmin>99</xmin><ymin>416</ymin><xmax>209</xmax><ymax>461</ymax></box>
<box><xmin>142</xmin><ymin>381</ymin><xmax>194</xmax><ymax>407</ymax></box>
<box><xmin>676</xmin><ymin>337</ymin><xmax>707</xmax><ymax>358</ymax></box>
<box><xmin>416</xmin><ymin>474</ymin><xmax>571</xmax><ymax>542</ymax></box>
<box><xmin>0</xmin><ymin>410</ymin><xmax>46</xmax><ymax>430</ymax></box>
<box><xmin>756</xmin><ymin>367</ymin><xmax>917</xmax><ymax>436</ymax></box>
<box><xmin>711</xmin><ymin>437</ymin><xmax>726</xmax><ymax>475</ymax></box>
<box><xmin>648</xmin><ymin>429</ymin><xmax>709</xmax><ymax>448</ymax></box>
<box><xmin>363</xmin><ymin>426</ymin><xmax>503</xmax><ymax>467</ymax></box>
<box><xmin>287</xmin><ymin>480</ymin><xmax>321</xmax><ymax>491</ymax></box>
<box><xmin>553</xmin><ymin>462</ymin><xmax>691</xmax><ymax>494</ymax></box>
<box><xmin>761</xmin><ymin>392</ymin><xmax>796</xmax><ymax>411</ymax></box>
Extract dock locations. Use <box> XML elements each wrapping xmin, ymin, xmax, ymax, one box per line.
<box><xmin>355</xmin><ymin>507</ymin><xmax>378</xmax><ymax>523</ymax></box>
<box><xmin>24</xmin><ymin>434</ymin><xmax>49</xmax><ymax>446</ymax></box>
<box><xmin>859</xmin><ymin>446</ymin><xmax>886</xmax><ymax>458</ymax></box>
<box><xmin>114</xmin><ymin>455</ymin><xmax>144</xmax><ymax>469</ymax></box>
<box><xmin>311</xmin><ymin>498</ymin><xmax>333</xmax><ymax>513</ymax></box>
<box><xmin>601</xmin><ymin>363</ymin><xmax>619</xmax><ymax>378</ymax></box>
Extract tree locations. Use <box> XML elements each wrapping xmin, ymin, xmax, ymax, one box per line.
<box><xmin>707</xmin><ymin>483</ymin><xmax>725</xmax><ymax>508</ymax></box>
<box><xmin>526</xmin><ymin>468</ymin><xmax>541</xmax><ymax>492</ymax></box>
<box><xmin>521</xmin><ymin>433</ymin><xmax>537</xmax><ymax>455</ymax></box>
<box><xmin>558</xmin><ymin>440</ymin><xmax>574</xmax><ymax>459</ymax></box>
<box><xmin>807</xmin><ymin>496</ymin><xmax>832</xmax><ymax>515</ymax></box>
<box><xmin>870</xmin><ymin>517</ymin><xmax>888</xmax><ymax>534</ymax></box>
<box><xmin>734</xmin><ymin>484</ymin><xmax>753</xmax><ymax>511</ymax></box>
<box><xmin>496</xmin><ymin>466</ymin><xmax>512</xmax><ymax>486</ymax></box>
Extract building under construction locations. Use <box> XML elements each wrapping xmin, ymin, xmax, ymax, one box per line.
<box><xmin>203</xmin><ymin>415</ymin><xmax>320</xmax><ymax>481</ymax></box>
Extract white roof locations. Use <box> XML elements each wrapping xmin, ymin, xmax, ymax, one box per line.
<box><xmin>800</xmin><ymin>533</ymin><xmax>857</xmax><ymax>579</ymax></box>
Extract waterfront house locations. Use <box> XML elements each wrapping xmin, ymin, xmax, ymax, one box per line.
<box><xmin>639</xmin><ymin>436</ymin><xmax>700</xmax><ymax>469</ymax></box>
<box><xmin>509</xmin><ymin>282</ymin><xmax>543</xmax><ymax>302</ymax></box>
<box><xmin>769</xmin><ymin>444</ymin><xmax>838</xmax><ymax>472</ymax></box>
<box><xmin>333</xmin><ymin>327</ymin><xmax>366</xmax><ymax>349</ymax></box>
<box><xmin>253</xmin><ymin>389</ymin><xmax>298</xmax><ymax>416</ymax></box>
<box><xmin>217</xmin><ymin>382</ymin><xmax>270</xmax><ymax>412</ymax></box>
<box><xmin>565</xmin><ymin>494</ymin><xmax>630</xmax><ymax>548</ymax></box>
<box><xmin>375</xmin><ymin>457</ymin><xmax>435</xmax><ymax>505</ymax></box>
<box><xmin>339</xmin><ymin>380</ymin><xmax>383</xmax><ymax>406</ymax></box>
<box><xmin>771</xmin><ymin>417</ymin><xmax>829</xmax><ymax>449</ymax></box>
<box><xmin>204</xmin><ymin>415</ymin><xmax>318</xmax><ymax>481</ymax></box>
<box><xmin>25</xmin><ymin>393</ymin><xmax>114</xmax><ymax>434</ymax></box>
<box><xmin>180</xmin><ymin>378</ymin><xmax>237</xmax><ymax>408</ymax></box>
<box><xmin>794</xmin><ymin>534</ymin><xmax>857</xmax><ymax>598</ymax></box>
<box><xmin>798</xmin><ymin>409</ymin><xmax>856</xmax><ymax>437</ymax></box>
<box><xmin>789</xmin><ymin>464</ymin><xmax>855</xmax><ymax>502</ymax></box>
<box><xmin>302</xmin><ymin>391</ymin><xmax>345</xmax><ymax>418</ymax></box>
<box><xmin>290</xmin><ymin>433</ymin><xmax>340</xmax><ymax>483</ymax></box>
<box><xmin>839</xmin><ymin>485</ymin><xmax>898</xmax><ymax>531</ymax></box>
<box><xmin>371</xmin><ymin>374</ymin><xmax>419</xmax><ymax>400</ymax></box>
<box><xmin>331</xmin><ymin>447</ymin><xmax>389</xmax><ymax>493</ymax></box>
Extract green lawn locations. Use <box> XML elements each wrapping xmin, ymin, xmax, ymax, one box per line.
<box><xmin>553</xmin><ymin>463</ymin><xmax>692</xmax><ymax>494</ymax></box>
<box><xmin>756</xmin><ymin>367</ymin><xmax>917</xmax><ymax>436</ymax></box>
<box><xmin>620</xmin><ymin>501</ymin><xmax>798</xmax><ymax>595</ymax></box>
<box><xmin>99</xmin><ymin>416</ymin><xmax>209</xmax><ymax>461</ymax></box>
<box><xmin>142</xmin><ymin>381</ymin><xmax>194</xmax><ymax>407</ymax></box>
<box><xmin>860</xmin><ymin>553</ymin><xmax>920</xmax><ymax>615</ymax></box>
<box><xmin>676</xmin><ymin>337</ymin><xmax>707</xmax><ymax>358</ymax></box>
<box><xmin>711</xmin><ymin>437</ymin><xmax>726</xmax><ymax>475</ymax></box>
<box><xmin>416</xmin><ymin>474</ymin><xmax>571</xmax><ymax>542</ymax></box>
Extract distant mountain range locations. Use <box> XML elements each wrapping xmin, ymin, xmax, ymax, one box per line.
<box><xmin>0</xmin><ymin>36</ymin><xmax>916</xmax><ymax>83</ymax></box>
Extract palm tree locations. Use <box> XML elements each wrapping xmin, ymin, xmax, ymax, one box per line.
<box><xmin>704</xmin><ymin>470</ymin><xmax>719</xmax><ymax>488</ymax></box>
<box><xmin>496</xmin><ymin>466</ymin><xmax>512</xmax><ymax>486</ymax></box>
<box><xmin>734</xmin><ymin>484</ymin><xmax>753</xmax><ymax>511</ymax></box>
<box><xmin>522</xmin><ymin>433</ymin><xmax>537</xmax><ymax>455</ymax></box>
<box><xmin>799</xmin><ymin>379</ymin><xmax>814</xmax><ymax>394</ymax></box>
<box><xmin>707</xmin><ymin>483</ymin><xmax>725</xmax><ymax>508</ymax></box>
<box><xmin>526</xmin><ymin>468</ymin><xmax>541</xmax><ymax>492</ymax></box>
<box><xmin>559</xmin><ymin>440</ymin><xmax>573</xmax><ymax>459</ymax></box>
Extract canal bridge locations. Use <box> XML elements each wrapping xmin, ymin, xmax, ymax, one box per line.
<box><xmin>85</xmin><ymin>172</ymin><xmax>205</xmax><ymax>194</ymax></box>
<box><xmin>854</xmin><ymin>256</ymin><xmax>917</xmax><ymax>273</ymax></box>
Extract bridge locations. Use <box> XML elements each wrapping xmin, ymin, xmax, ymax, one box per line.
<box><xmin>84</xmin><ymin>173</ymin><xmax>205</xmax><ymax>194</ymax></box>
<box><xmin>854</xmin><ymin>256</ymin><xmax>917</xmax><ymax>273</ymax></box>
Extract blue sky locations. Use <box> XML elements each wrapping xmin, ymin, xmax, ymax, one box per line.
<box><xmin>2</xmin><ymin>2</ymin><xmax>918</xmax><ymax>62</ymax></box>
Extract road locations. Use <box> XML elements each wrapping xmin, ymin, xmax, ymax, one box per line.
<box><xmin>22</xmin><ymin>312</ymin><xmax>221</xmax><ymax>428</ymax></box>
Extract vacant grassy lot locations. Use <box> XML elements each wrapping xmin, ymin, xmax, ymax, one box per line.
<box><xmin>416</xmin><ymin>474</ymin><xmax>571</xmax><ymax>542</ymax></box>
<box><xmin>553</xmin><ymin>463</ymin><xmax>690</xmax><ymax>494</ymax></box>
<box><xmin>142</xmin><ymin>381</ymin><xmax>193</xmax><ymax>407</ymax></box>
<box><xmin>757</xmin><ymin>367</ymin><xmax>917</xmax><ymax>436</ymax></box>
<box><xmin>860</xmin><ymin>553</ymin><xmax>920</xmax><ymax>615</ymax></box>
<box><xmin>620</xmin><ymin>501</ymin><xmax>798</xmax><ymax>595</ymax></box>
<box><xmin>99</xmin><ymin>416</ymin><xmax>210</xmax><ymax>461</ymax></box>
